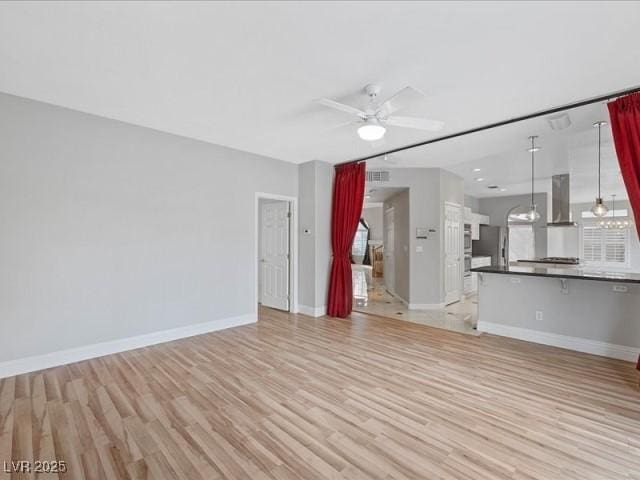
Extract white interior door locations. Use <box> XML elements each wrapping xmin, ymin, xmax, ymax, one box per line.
<box><xmin>384</xmin><ymin>208</ymin><xmax>395</xmax><ymax>294</ymax></box>
<box><xmin>444</xmin><ymin>202</ymin><xmax>462</xmax><ymax>305</ymax></box>
<box><xmin>260</xmin><ymin>201</ymin><xmax>290</xmax><ymax>311</ymax></box>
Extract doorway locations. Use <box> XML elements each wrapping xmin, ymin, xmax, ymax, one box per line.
<box><xmin>256</xmin><ymin>194</ymin><xmax>297</xmax><ymax>313</ymax></box>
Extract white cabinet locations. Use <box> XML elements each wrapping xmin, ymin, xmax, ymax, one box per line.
<box><xmin>471</xmin><ymin>256</ymin><xmax>492</xmax><ymax>268</ymax></box>
<box><xmin>469</xmin><ymin>256</ymin><xmax>491</xmax><ymax>294</ymax></box>
<box><xmin>469</xmin><ymin>213</ymin><xmax>490</xmax><ymax>240</ymax></box>
<box><xmin>471</xmin><ymin>221</ymin><xmax>480</xmax><ymax>240</ymax></box>
<box><xmin>463</xmin><ymin>207</ymin><xmax>472</xmax><ymax>223</ymax></box>
<box><xmin>464</xmin><ymin>275</ymin><xmax>473</xmax><ymax>294</ymax></box>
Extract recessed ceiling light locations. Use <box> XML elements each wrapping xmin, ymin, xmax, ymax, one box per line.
<box><xmin>475</xmin><ymin>177</ymin><xmax>484</xmax><ymax>182</ymax></box>
<box><xmin>365</xmin><ymin>195</ymin><xmax>372</xmax><ymax>199</ymax></box>
<box><xmin>472</xmin><ymin>168</ymin><xmax>482</xmax><ymax>172</ymax></box>
<box><xmin>500</xmin><ymin>188</ymin><xmax>507</xmax><ymax>192</ymax></box>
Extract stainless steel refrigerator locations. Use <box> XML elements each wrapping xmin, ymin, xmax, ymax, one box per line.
<box><xmin>472</xmin><ymin>226</ymin><xmax>508</xmax><ymax>266</ymax></box>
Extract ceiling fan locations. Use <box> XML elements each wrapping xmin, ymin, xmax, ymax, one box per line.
<box><xmin>315</xmin><ymin>84</ymin><xmax>444</xmax><ymax>142</ymax></box>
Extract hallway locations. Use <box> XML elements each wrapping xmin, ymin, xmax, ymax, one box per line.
<box><xmin>352</xmin><ymin>265</ymin><xmax>479</xmax><ymax>336</ymax></box>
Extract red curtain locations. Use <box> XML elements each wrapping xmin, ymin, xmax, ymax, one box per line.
<box><xmin>327</xmin><ymin>162</ymin><xmax>366</xmax><ymax>318</ymax></box>
<box><xmin>607</xmin><ymin>92</ymin><xmax>640</xmax><ymax>370</ymax></box>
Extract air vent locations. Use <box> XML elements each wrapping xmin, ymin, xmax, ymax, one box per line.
<box><xmin>366</xmin><ymin>170</ymin><xmax>390</xmax><ymax>182</ymax></box>
<box><xmin>488</xmin><ymin>185</ymin><xmax>499</xmax><ymax>189</ymax></box>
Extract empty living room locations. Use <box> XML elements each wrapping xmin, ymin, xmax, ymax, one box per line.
<box><xmin>2</xmin><ymin>2</ymin><xmax>640</xmax><ymax>479</ymax></box>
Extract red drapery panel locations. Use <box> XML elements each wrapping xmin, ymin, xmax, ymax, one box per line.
<box><xmin>327</xmin><ymin>162</ymin><xmax>366</xmax><ymax>318</ymax></box>
<box><xmin>607</xmin><ymin>92</ymin><xmax>640</xmax><ymax>370</ymax></box>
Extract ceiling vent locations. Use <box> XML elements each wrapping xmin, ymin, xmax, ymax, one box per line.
<box><xmin>547</xmin><ymin>113</ymin><xmax>572</xmax><ymax>131</ymax></box>
<box><xmin>366</xmin><ymin>170</ymin><xmax>390</xmax><ymax>182</ymax></box>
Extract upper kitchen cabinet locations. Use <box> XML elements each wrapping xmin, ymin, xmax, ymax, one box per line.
<box><xmin>470</xmin><ymin>213</ymin><xmax>490</xmax><ymax>240</ymax></box>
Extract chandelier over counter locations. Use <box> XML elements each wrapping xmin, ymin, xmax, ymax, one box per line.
<box><xmin>599</xmin><ymin>194</ymin><xmax>630</xmax><ymax>229</ymax></box>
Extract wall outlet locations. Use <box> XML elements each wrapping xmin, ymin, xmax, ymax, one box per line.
<box><xmin>535</xmin><ymin>311</ymin><xmax>544</xmax><ymax>321</ymax></box>
<box><xmin>612</xmin><ymin>285</ymin><xmax>628</xmax><ymax>293</ymax></box>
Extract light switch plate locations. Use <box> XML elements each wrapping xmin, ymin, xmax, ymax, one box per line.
<box><xmin>415</xmin><ymin>246</ymin><xmax>423</xmax><ymax>253</ymax></box>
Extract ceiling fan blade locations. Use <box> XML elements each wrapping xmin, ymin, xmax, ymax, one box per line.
<box><xmin>314</xmin><ymin>98</ymin><xmax>366</xmax><ymax>117</ymax></box>
<box><xmin>385</xmin><ymin>115</ymin><xmax>444</xmax><ymax>131</ymax></box>
<box><xmin>376</xmin><ymin>86</ymin><xmax>426</xmax><ymax>117</ymax></box>
<box><xmin>321</xmin><ymin>119</ymin><xmax>359</xmax><ymax>133</ymax></box>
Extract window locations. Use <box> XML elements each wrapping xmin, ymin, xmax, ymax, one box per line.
<box><xmin>352</xmin><ymin>222</ymin><xmax>369</xmax><ymax>257</ymax></box>
<box><xmin>582</xmin><ymin>224</ymin><xmax>629</xmax><ymax>267</ymax></box>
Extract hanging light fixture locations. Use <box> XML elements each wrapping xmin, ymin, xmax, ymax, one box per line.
<box><xmin>525</xmin><ymin>135</ymin><xmax>540</xmax><ymax>223</ymax></box>
<box><xmin>600</xmin><ymin>194</ymin><xmax>630</xmax><ymax>229</ymax></box>
<box><xmin>591</xmin><ymin>121</ymin><xmax>609</xmax><ymax>217</ymax></box>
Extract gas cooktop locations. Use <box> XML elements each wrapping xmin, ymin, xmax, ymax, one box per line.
<box><xmin>520</xmin><ymin>257</ymin><xmax>580</xmax><ymax>265</ymax></box>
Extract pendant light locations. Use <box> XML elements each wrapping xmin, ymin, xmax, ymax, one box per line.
<box><xmin>600</xmin><ymin>194</ymin><xmax>630</xmax><ymax>229</ymax></box>
<box><xmin>591</xmin><ymin>121</ymin><xmax>609</xmax><ymax>217</ymax></box>
<box><xmin>525</xmin><ymin>136</ymin><xmax>540</xmax><ymax>223</ymax></box>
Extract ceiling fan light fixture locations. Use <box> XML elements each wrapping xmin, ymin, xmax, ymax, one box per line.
<box><xmin>357</xmin><ymin>119</ymin><xmax>386</xmax><ymax>141</ymax></box>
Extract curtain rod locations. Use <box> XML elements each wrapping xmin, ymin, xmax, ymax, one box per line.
<box><xmin>338</xmin><ymin>84</ymin><xmax>640</xmax><ymax>166</ymax></box>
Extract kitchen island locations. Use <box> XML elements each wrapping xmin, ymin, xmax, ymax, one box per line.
<box><xmin>471</xmin><ymin>265</ymin><xmax>640</xmax><ymax>362</ymax></box>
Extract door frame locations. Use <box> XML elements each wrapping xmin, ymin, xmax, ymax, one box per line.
<box><xmin>383</xmin><ymin>206</ymin><xmax>395</xmax><ymax>296</ymax></box>
<box><xmin>255</xmin><ymin>192</ymin><xmax>298</xmax><ymax>314</ymax></box>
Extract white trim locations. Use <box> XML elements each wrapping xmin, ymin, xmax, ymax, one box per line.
<box><xmin>408</xmin><ymin>303</ymin><xmax>446</xmax><ymax>310</ymax></box>
<box><xmin>478</xmin><ymin>321</ymin><xmax>639</xmax><ymax>362</ymax></box>
<box><xmin>0</xmin><ymin>313</ymin><xmax>256</xmax><ymax>379</ymax></box>
<box><xmin>298</xmin><ymin>305</ymin><xmax>327</xmax><ymax>318</ymax></box>
<box><xmin>255</xmin><ymin>193</ymin><xmax>299</xmax><ymax>314</ymax></box>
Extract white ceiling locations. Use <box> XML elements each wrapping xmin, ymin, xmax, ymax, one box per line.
<box><xmin>431</xmin><ymin>101</ymin><xmax>628</xmax><ymax>203</ymax></box>
<box><xmin>1</xmin><ymin>1</ymin><xmax>639</xmax><ymax>166</ymax></box>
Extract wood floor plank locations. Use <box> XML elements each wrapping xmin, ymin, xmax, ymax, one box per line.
<box><xmin>0</xmin><ymin>307</ymin><xmax>639</xmax><ymax>479</ymax></box>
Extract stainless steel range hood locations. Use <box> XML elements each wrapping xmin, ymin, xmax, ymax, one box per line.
<box><xmin>547</xmin><ymin>174</ymin><xmax>577</xmax><ymax>227</ymax></box>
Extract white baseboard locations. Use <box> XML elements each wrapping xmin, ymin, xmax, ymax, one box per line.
<box><xmin>298</xmin><ymin>305</ymin><xmax>326</xmax><ymax>318</ymax></box>
<box><xmin>409</xmin><ymin>303</ymin><xmax>445</xmax><ymax>310</ymax></box>
<box><xmin>0</xmin><ymin>313</ymin><xmax>257</xmax><ymax>379</ymax></box>
<box><xmin>478</xmin><ymin>321</ymin><xmax>639</xmax><ymax>362</ymax></box>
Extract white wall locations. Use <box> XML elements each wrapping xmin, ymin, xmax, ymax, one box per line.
<box><xmin>477</xmin><ymin>273</ymin><xmax>640</xmax><ymax>361</ymax></box>
<box><xmin>368</xmin><ymin>168</ymin><xmax>464</xmax><ymax>307</ymax></box>
<box><xmin>298</xmin><ymin>160</ymin><xmax>333</xmax><ymax>315</ymax></box>
<box><xmin>464</xmin><ymin>194</ymin><xmax>480</xmax><ymax>212</ymax></box>
<box><xmin>0</xmin><ymin>93</ymin><xmax>298</xmax><ymax>365</ymax></box>
<box><xmin>384</xmin><ymin>190</ymin><xmax>410</xmax><ymax>302</ymax></box>
<box><xmin>368</xmin><ymin>169</ymin><xmax>441</xmax><ymax>306</ymax></box>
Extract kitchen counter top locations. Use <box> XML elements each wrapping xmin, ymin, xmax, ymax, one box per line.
<box><xmin>471</xmin><ymin>265</ymin><xmax>640</xmax><ymax>284</ymax></box>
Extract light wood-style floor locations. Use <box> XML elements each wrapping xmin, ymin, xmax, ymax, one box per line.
<box><xmin>1</xmin><ymin>307</ymin><xmax>639</xmax><ymax>479</ymax></box>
